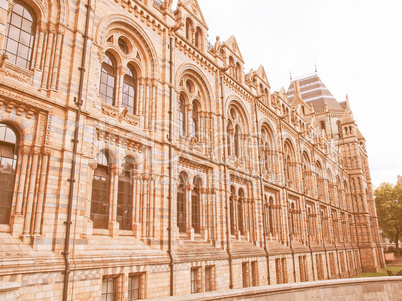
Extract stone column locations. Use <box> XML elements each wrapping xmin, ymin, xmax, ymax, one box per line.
<box><xmin>141</xmin><ymin>175</ymin><xmax>149</xmax><ymax>239</ymax></box>
<box><xmin>33</xmin><ymin>148</ymin><xmax>51</xmax><ymax>236</ymax></box>
<box><xmin>109</xmin><ymin>166</ymin><xmax>122</xmax><ymax>239</ymax></box>
<box><xmin>50</xmin><ymin>29</ymin><xmax>64</xmax><ymax>90</ymax></box>
<box><xmin>34</xmin><ymin>29</ymin><xmax>45</xmax><ymax>71</ymax></box>
<box><xmin>148</xmin><ymin>177</ymin><xmax>155</xmax><ymax>239</ymax></box>
<box><xmin>132</xmin><ymin>173</ymin><xmax>142</xmax><ymax>238</ymax></box>
<box><xmin>41</xmin><ymin>29</ymin><xmax>55</xmax><ymax>90</ymax></box>
<box><xmin>11</xmin><ymin>146</ymin><xmax>30</xmax><ymax>238</ymax></box>
<box><xmin>186</xmin><ymin>183</ymin><xmax>194</xmax><ymax>240</ymax></box>
<box><xmin>84</xmin><ymin>161</ymin><xmax>97</xmax><ymax>237</ymax></box>
<box><xmin>200</xmin><ymin>187</ymin><xmax>208</xmax><ymax>240</ymax></box>
<box><xmin>22</xmin><ymin>147</ymin><xmax>41</xmax><ymax>242</ymax></box>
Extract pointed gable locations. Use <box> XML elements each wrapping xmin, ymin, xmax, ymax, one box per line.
<box><xmin>224</xmin><ymin>35</ymin><xmax>244</xmax><ymax>63</ymax></box>
<box><xmin>256</xmin><ymin>65</ymin><xmax>270</xmax><ymax>87</ymax></box>
<box><xmin>179</xmin><ymin>0</ymin><xmax>208</xmax><ymax>30</ymax></box>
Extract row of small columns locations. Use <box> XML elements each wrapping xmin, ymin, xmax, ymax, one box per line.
<box><xmin>11</xmin><ymin>145</ymin><xmax>50</xmax><ymax>242</ymax></box>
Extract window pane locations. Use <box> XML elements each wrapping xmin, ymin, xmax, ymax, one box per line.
<box><xmin>11</xmin><ymin>14</ymin><xmax>22</xmax><ymax>27</ymax></box>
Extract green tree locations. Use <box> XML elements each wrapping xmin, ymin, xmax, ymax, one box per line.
<box><xmin>374</xmin><ymin>182</ymin><xmax>402</xmax><ymax>256</ymax></box>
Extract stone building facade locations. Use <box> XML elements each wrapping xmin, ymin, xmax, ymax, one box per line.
<box><xmin>0</xmin><ymin>0</ymin><xmax>384</xmax><ymax>300</ymax></box>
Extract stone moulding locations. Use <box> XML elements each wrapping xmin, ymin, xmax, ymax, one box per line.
<box><xmin>144</xmin><ymin>277</ymin><xmax>402</xmax><ymax>301</ymax></box>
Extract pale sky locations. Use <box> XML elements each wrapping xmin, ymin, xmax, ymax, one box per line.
<box><xmin>171</xmin><ymin>0</ymin><xmax>402</xmax><ymax>188</ymax></box>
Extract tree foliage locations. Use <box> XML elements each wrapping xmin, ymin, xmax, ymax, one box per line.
<box><xmin>374</xmin><ymin>182</ymin><xmax>402</xmax><ymax>255</ymax></box>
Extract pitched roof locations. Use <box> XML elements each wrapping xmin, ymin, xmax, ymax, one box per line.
<box><xmin>287</xmin><ymin>74</ymin><xmax>343</xmax><ymax>111</ymax></box>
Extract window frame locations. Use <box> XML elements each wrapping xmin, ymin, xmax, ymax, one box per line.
<box><xmin>122</xmin><ymin>67</ymin><xmax>137</xmax><ymax>114</ymax></box>
<box><xmin>91</xmin><ymin>151</ymin><xmax>111</xmax><ymax>230</ymax></box>
<box><xmin>99</xmin><ymin>52</ymin><xmax>117</xmax><ymax>106</ymax></box>
<box><xmin>3</xmin><ymin>0</ymin><xmax>36</xmax><ymax>69</ymax></box>
<box><xmin>0</xmin><ymin>124</ymin><xmax>19</xmax><ymax>225</ymax></box>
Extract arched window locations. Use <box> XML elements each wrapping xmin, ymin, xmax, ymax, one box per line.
<box><xmin>227</xmin><ymin>123</ymin><xmax>232</xmax><ymax>156</ymax></box>
<box><xmin>336</xmin><ymin>120</ymin><xmax>342</xmax><ymax>138</ymax></box>
<box><xmin>229</xmin><ymin>57</ymin><xmax>235</xmax><ymax>77</ymax></box>
<box><xmin>190</xmin><ymin>102</ymin><xmax>198</xmax><ymax>138</ymax></box>
<box><xmin>99</xmin><ymin>52</ymin><xmax>117</xmax><ymax>106</ymax></box>
<box><xmin>3</xmin><ymin>1</ymin><xmax>36</xmax><ymax>69</ymax></box>
<box><xmin>117</xmin><ymin>157</ymin><xmax>134</xmax><ymax>230</ymax></box>
<box><xmin>91</xmin><ymin>151</ymin><xmax>111</xmax><ymax>229</ymax></box>
<box><xmin>186</xmin><ymin>18</ymin><xmax>193</xmax><ymax>41</ymax></box>
<box><xmin>264</xmin><ymin>142</ymin><xmax>270</xmax><ymax>170</ymax></box>
<box><xmin>177</xmin><ymin>95</ymin><xmax>185</xmax><ymax>136</ymax></box>
<box><xmin>192</xmin><ymin>177</ymin><xmax>201</xmax><ymax>234</ymax></box>
<box><xmin>177</xmin><ymin>173</ymin><xmax>186</xmax><ymax>233</ymax></box>
<box><xmin>122</xmin><ymin>67</ymin><xmax>137</xmax><ymax>114</ymax></box>
<box><xmin>195</xmin><ymin>27</ymin><xmax>203</xmax><ymax>48</ymax></box>
<box><xmin>0</xmin><ymin>124</ymin><xmax>18</xmax><ymax>224</ymax></box>
<box><xmin>235</xmin><ymin>63</ymin><xmax>241</xmax><ymax>81</ymax></box>
<box><xmin>290</xmin><ymin>202</ymin><xmax>295</xmax><ymax>235</ymax></box>
<box><xmin>268</xmin><ymin>197</ymin><xmax>274</xmax><ymax>234</ymax></box>
<box><xmin>238</xmin><ymin>189</ymin><xmax>244</xmax><ymax>234</ymax></box>
<box><xmin>230</xmin><ymin>186</ymin><xmax>236</xmax><ymax>234</ymax></box>
<box><xmin>234</xmin><ymin>125</ymin><xmax>241</xmax><ymax>158</ymax></box>
<box><xmin>320</xmin><ymin>120</ymin><xmax>326</xmax><ymax>136</ymax></box>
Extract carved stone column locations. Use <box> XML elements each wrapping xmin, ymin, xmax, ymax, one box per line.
<box><xmin>186</xmin><ymin>183</ymin><xmax>194</xmax><ymax>240</ymax></box>
<box><xmin>84</xmin><ymin>160</ymin><xmax>97</xmax><ymax>237</ymax></box>
<box><xmin>132</xmin><ymin>173</ymin><xmax>142</xmax><ymax>238</ymax></box>
<box><xmin>109</xmin><ymin>166</ymin><xmax>122</xmax><ymax>239</ymax></box>
<box><xmin>11</xmin><ymin>145</ymin><xmax>30</xmax><ymax>238</ymax></box>
<box><xmin>200</xmin><ymin>187</ymin><xmax>208</xmax><ymax>240</ymax></box>
<box><xmin>147</xmin><ymin>176</ymin><xmax>155</xmax><ymax>239</ymax></box>
<box><xmin>34</xmin><ymin>29</ymin><xmax>45</xmax><ymax>71</ymax></box>
<box><xmin>33</xmin><ymin>147</ymin><xmax>51</xmax><ymax>236</ymax></box>
<box><xmin>50</xmin><ymin>29</ymin><xmax>64</xmax><ymax>90</ymax></box>
<box><xmin>22</xmin><ymin>147</ymin><xmax>41</xmax><ymax>243</ymax></box>
<box><xmin>41</xmin><ymin>28</ymin><xmax>55</xmax><ymax>90</ymax></box>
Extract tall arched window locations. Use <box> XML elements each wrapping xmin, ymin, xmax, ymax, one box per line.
<box><xmin>230</xmin><ymin>186</ymin><xmax>236</xmax><ymax>234</ymax></box>
<box><xmin>290</xmin><ymin>202</ymin><xmax>295</xmax><ymax>235</ymax></box>
<box><xmin>227</xmin><ymin>123</ymin><xmax>232</xmax><ymax>156</ymax></box>
<box><xmin>99</xmin><ymin>52</ymin><xmax>117</xmax><ymax>106</ymax></box>
<box><xmin>235</xmin><ymin>63</ymin><xmax>241</xmax><ymax>81</ymax></box>
<box><xmin>192</xmin><ymin>177</ymin><xmax>201</xmax><ymax>234</ymax></box>
<box><xmin>3</xmin><ymin>1</ymin><xmax>36</xmax><ymax>69</ymax></box>
<box><xmin>91</xmin><ymin>151</ymin><xmax>111</xmax><ymax>229</ymax></box>
<box><xmin>122</xmin><ymin>67</ymin><xmax>137</xmax><ymax>114</ymax></box>
<box><xmin>177</xmin><ymin>95</ymin><xmax>185</xmax><ymax>136</ymax></box>
<box><xmin>234</xmin><ymin>125</ymin><xmax>241</xmax><ymax>158</ymax></box>
<box><xmin>190</xmin><ymin>102</ymin><xmax>198</xmax><ymax>138</ymax></box>
<box><xmin>229</xmin><ymin>57</ymin><xmax>235</xmax><ymax>77</ymax></box>
<box><xmin>264</xmin><ymin>142</ymin><xmax>270</xmax><ymax>170</ymax></box>
<box><xmin>268</xmin><ymin>197</ymin><xmax>274</xmax><ymax>234</ymax></box>
<box><xmin>177</xmin><ymin>173</ymin><xmax>186</xmax><ymax>233</ymax></box>
<box><xmin>320</xmin><ymin>120</ymin><xmax>326</xmax><ymax>137</ymax></box>
<box><xmin>195</xmin><ymin>27</ymin><xmax>203</xmax><ymax>48</ymax></box>
<box><xmin>117</xmin><ymin>157</ymin><xmax>134</xmax><ymax>230</ymax></box>
<box><xmin>238</xmin><ymin>189</ymin><xmax>244</xmax><ymax>234</ymax></box>
<box><xmin>0</xmin><ymin>124</ymin><xmax>18</xmax><ymax>225</ymax></box>
<box><xmin>186</xmin><ymin>18</ymin><xmax>193</xmax><ymax>41</ymax></box>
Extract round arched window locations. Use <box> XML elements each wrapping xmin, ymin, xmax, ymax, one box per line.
<box><xmin>0</xmin><ymin>124</ymin><xmax>19</xmax><ymax>224</ymax></box>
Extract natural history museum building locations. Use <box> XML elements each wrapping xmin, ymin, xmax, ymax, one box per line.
<box><xmin>0</xmin><ymin>0</ymin><xmax>384</xmax><ymax>300</ymax></box>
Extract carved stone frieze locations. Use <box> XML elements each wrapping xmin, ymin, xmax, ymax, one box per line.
<box><xmin>0</xmin><ymin>85</ymin><xmax>53</xmax><ymax>113</ymax></box>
